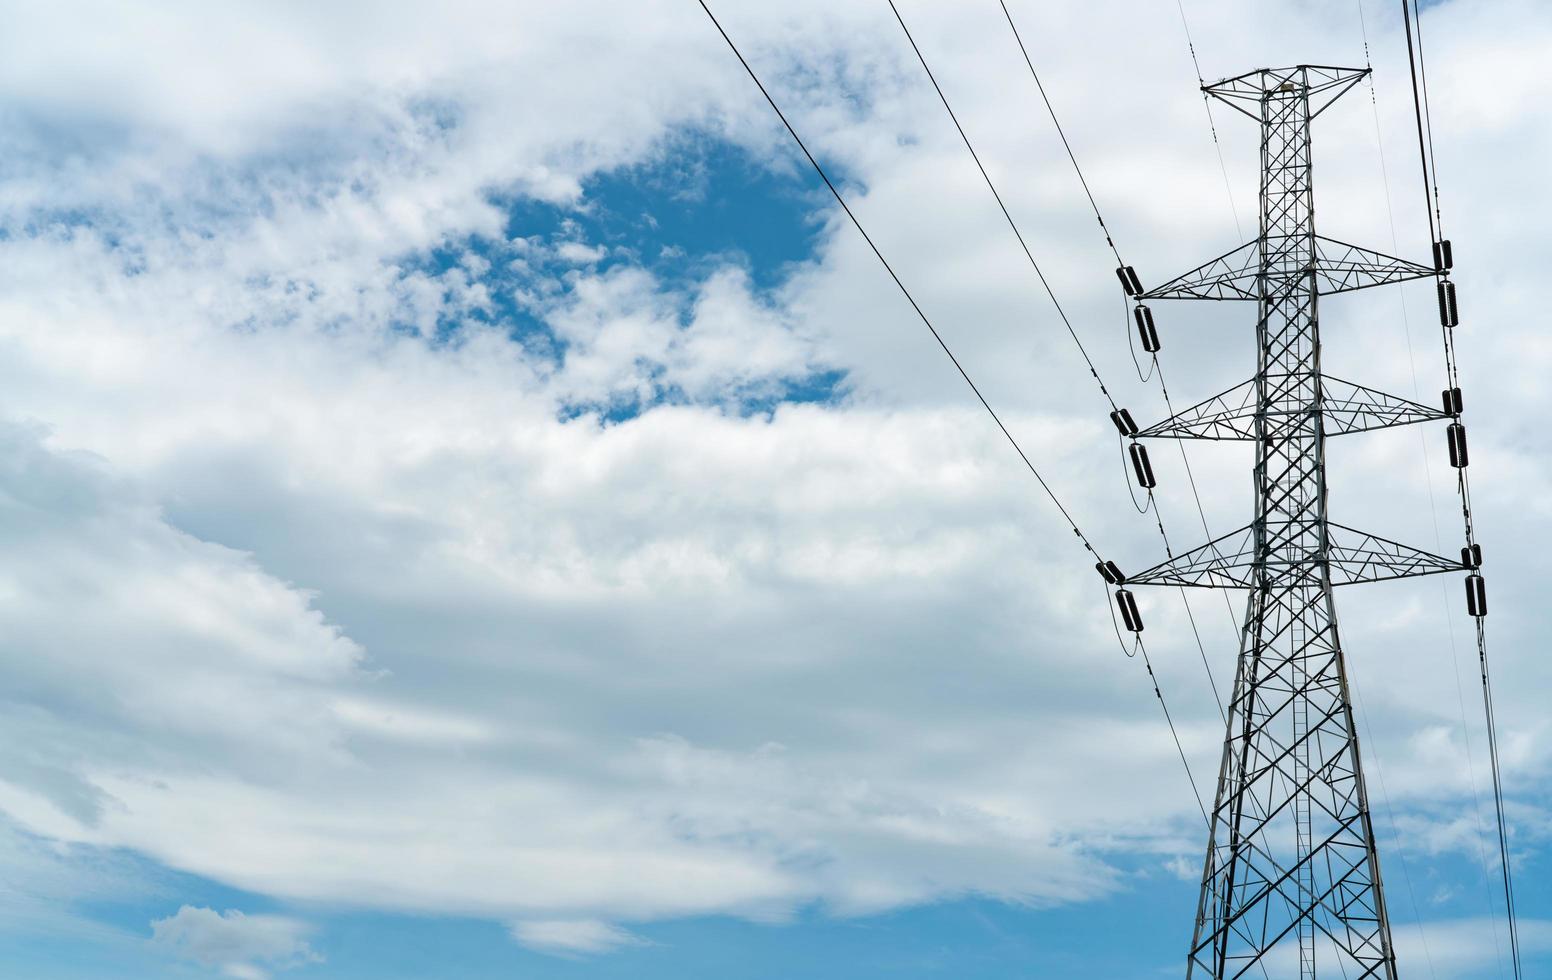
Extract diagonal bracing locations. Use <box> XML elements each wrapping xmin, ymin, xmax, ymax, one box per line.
<box><xmin>1136</xmin><ymin>375</ymin><xmax>1448</xmax><ymax>441</ymax></box>
<box><xmin>1125</xmin><ymin>522</ymin><xmax>1462</xmax><ymax>589</ymax></box>
<box><xmin>1141</xmin><ymin>236</ymin><xmax>1434</xmax><ymax>301</ymax></box>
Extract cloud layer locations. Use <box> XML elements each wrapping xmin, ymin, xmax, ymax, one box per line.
<box><xmin>0</xmin><ymin>0</ymin><xmax>1546</xmax><ymax>974</ymax></box>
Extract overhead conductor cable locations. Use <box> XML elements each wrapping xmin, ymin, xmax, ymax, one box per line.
<box><xmin>993</xmin><ymin>0</ymin><xmax>1238</xmax><ymax>709</ymax></box>
<box><xmin>695</xmin><ymin>0</ymin><xmax>1115</xmax><ymax>576</ymax></box>
<box><xmin>885</xmin><ymin>0</ymin><xmax>1222</xmax><ymax>822</ymax></box>
<box><xmin>1401</xmin><ymin>0</ymin><xmax>1521</xmax><ymax>975</ymax></box>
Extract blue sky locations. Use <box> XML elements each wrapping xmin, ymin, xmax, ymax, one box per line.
<box><xmin>0</xmin><ymin>1</ymin><xmax>1548</xmax><ymax>978</ymax></box>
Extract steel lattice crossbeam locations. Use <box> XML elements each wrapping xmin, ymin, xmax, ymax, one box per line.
<box><xmin>1124</xmin><ymin>65</ymin><xmax>1456</xmax><ymax>979</ymax></box>
<box><xmin>1140</xmin><ymin>237</ymin><xmax>1435</xmax><ymax>302</ymax></box>
<box><xmin>1135</xmin><ymin>375</ymin><xmax>1448</xmax><ymax>441</ymax></box>
<box><xmin>1126</xmin><ymin>522</ymin><xmax>1462</xmax><ymax>589</ymax></box>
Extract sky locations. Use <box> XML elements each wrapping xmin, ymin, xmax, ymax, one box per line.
<box><xmin>0</xmin><ymin>0</ymin><xmax>1547</xmax><ymax>977</ymax></box>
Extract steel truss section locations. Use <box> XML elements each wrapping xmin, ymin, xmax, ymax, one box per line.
<box><xmin>1136</xmin><ymin>375</ymin><xmax>1448</xmax><ymax>441</ymax></box>
<box><xmin>1139</xmin><ymin>236</ymin><xmax>1434</xmax><ymax>302</ymax></box>
<box><xmin>1124</xmin><ymin>522</ymin><xmax>1461</xmax><ymax>589</ymax></box>
<box><xmin>1123</xmin><ymin>66</ymin><xmax>1458</xmax><ymax>979</ymax></box>
<box><xmin>1202</xmin><ymin>65</ymin><xmax>1372</xmax><ymax>122</ymax></box>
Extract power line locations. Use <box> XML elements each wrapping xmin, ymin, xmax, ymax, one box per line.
<box><xmin>884</xmin><ymin>0</ymin><xmax>1118</xmax><ymax>414</ymax></box>
<box><xmin>887</xmin><ymin>2</ymin><xmax>1230</xmax><ymax>731</ymax></box>
<box><xmin>695</xmin><ymin>0</ymin><xmax>1106</xmax><ymax>564</ymax></box>
<box><xmin>1401</xmin><ymin>2</ymin><xmax>1521</xmax><ymax>975</ymax></box>
<box><xmin>1412</xmin><ymin>2</ymin><xmax>1445</xmax><ymax>237</ymax></box>
<box><xmin>992</xmin><ymin>0</ymin><xmax>1241</xmax><ymax>691</ymax></box>
<box><xmin>1169</xmin><ymin>0</ymin><xmax>1244</xmax><ymax>239</ymax></box>
<box><xmin>1103</xmin><ymin>580</ymin><xmax>1210</xmax><ymax>825</ymax></box>
<box><xmin>1357</xmin><ymin>4</ymin><xmax>1504</xmax><ymax>972</ymax></box>
<box><xmin>1400</xmin><ymin>0</ymin><xmax>1438</xmax><ymax>246</ymax></box>
<box><xmin>996</xmin><ymin>0</ymin><xmax>1122</xmax><ymax>267</ymax></box>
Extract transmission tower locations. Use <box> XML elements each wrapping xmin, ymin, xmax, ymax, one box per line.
<box><xmin>1120</xmin><ymin>66</ymin><xmax>1466</xmax><ymax>978</ymax></box>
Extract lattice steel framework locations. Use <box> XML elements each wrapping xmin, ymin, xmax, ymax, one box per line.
<box><xmin>1124</xmin><ymin>66</ymin><xmax>1461</xmax><ymax>979</ymax></box>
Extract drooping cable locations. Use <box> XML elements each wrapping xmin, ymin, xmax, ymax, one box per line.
<box><xmin>1399</xmin><ymin>0</ymin><xmax>1438</xmax><ymax>247</ymax></box>
<box><xmin>995</xmin><ymin>0</ymin><xmax>1123</xmax><ymax>267</ymax></box>
<box><xmin>994</xmin><ymin>0</ymin><xmax>1241</xmax><ymax>675</ymax></box>
<box><xmin>1153</xmin><ymin>328</ymin><xmax>1244</xmax><ymax>644</ymax></box>
<box><xmin>696</xmin><ymin>0</ymin><xmax>1109</xmax><ymax>566</ymax></box>
<box><xmin>1141</xmin><ymin>635</ymin><xmax>1210</xmax><ymax>826</ymax></box>
<box><xmin>1103</xmin><ymin>579</ymin><xmax>1210</xmax><ymax>826</ymax></box>
<box><xmin>884</xmin><ymin>0</ymin><xmax>1118</xmax><ymax>414</ymax></box>
<box><xmin>1358</xmin><ymin>5</ymin><xmax>1504</xmax><ymax>973</ymax></box>
<box><xmin>1478</xmin><ymin>617</ymin><xmax>1521</xmax><ymax>980</ymax></box>
<box><xmin>1400</xmin><ymin>3</ymin><xmax>1522</xmax><ymax>976</ymax></box>
<box><xmin>1169</xmin><ymin>0</ymin><xmax>1244</xmax><ymax>239</ymax></box>
<box><xmin>1412</xmin><ymin>3</ymin><xmax>1445</xmax><ymax>238</ymax></box>
<box><xmin>888</xmin><ymin>2</ymin><xmax>1230</xmax><ymax>732</ymax></box>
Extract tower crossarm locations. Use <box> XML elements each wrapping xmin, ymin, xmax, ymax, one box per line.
<box><xmin>1139</xmin><ymin>236</ymin><xmax>1432</xmax><ymax>302</ymax></box>
<box><xmin>1202</xmin><ymin>65</ymin><xmax>1371</xmax><ymax>122</ymax></box>
<box><xmin>1135</xmin><ymin>375</ymin><xmax>1447</xmax><ymax>441</ymax></box>
<box><xmin>1311</xmin><ymin>236</ymin><xmax>1435</xmax><ymax>294</ymax></box>
<box><xmin>1325</xmin><ymin>522</ymin><xmax>1465</xmax><ymax>585</ymax></box>
<box><xmin>1127</xmin><ymin>523</ymin><xmax>1258</xmax><ymax>589</ymax></box>
<box><xmin>1125</xmin><ymin>522</ymin><xmax>1462</xmax><ymax>589</ymax></box>
<box><xmin>1139</xmin><ymin>240</ymin><xmax>1260</xmax><ymax>301</ymax></box>
<box><xmin>1321</xmin><ymin>376</ymin><xmax>1450</xmax><ymax>433</ymax></box>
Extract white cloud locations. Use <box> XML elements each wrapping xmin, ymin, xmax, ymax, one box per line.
<box><xmin>509</xmin><ymin>918</ymin><xmax>647</xmax><ymax>956</ymax></box>
<box><xmin>1392</xmin><ymin>917</ymin><xmax>1552</xmax><ymax>979</ymax></box>
<box><xmin>150</xmin><ymin>906</ymin><xmax>319</xmax><ymax>979</ymax></box>
<box><xmin>554</xmin><ymin>241</ymin><xmax>609</xmax><ymax>265</ymax></box>
<box><xmin>0</xmin><ymin>0</ymin><xmax>1543</xmax><ymax>972</ymax></box>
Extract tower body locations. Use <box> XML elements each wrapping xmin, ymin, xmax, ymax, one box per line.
<box><xmin>1121</xmin><ymin>65</ymin><xmax>1460</xmax><ymax>978</ymax></box>
<box><xmin>1190</xmin><ymin>69</ymin><xmax>1393</xmax><ymax>980</ymax></box>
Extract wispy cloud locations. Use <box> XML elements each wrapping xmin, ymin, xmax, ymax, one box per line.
<box><xmin>509</xmin><ymin>918</ymin><xmax>648</xmax><ymax>956</ymax></box>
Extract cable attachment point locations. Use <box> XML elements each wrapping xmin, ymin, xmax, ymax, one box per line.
<box><xmin>1461</xmin><ymin>543</ymin><xmax>1483</xmax><ymax>569</ymax></box>
<box><xmin>1447</xmin><ymin>421</ymin><xmax>1470</xmax><ymax>469</ymax></box>
<box><xmin>1116</xmin><ymin>265</ymin><xmax>1144</xmax><ymax>297</ymax></box>
<box><xmin>1129</xmin><ymin>441</ymin><xmax>1157</xmax><ymax>489</ymax></box>
<box><xmin>1134</xmin><ymin>303</ymin><xmax>1161</xmax><ymax>353</ymax></box>
<box><xmin>1433</xmin><ymin>238</ymin><xmax>1454</xmax><ymax>271</ymax></box>
<box><xmin>1437</xmin><ymin>279</ymin><xmax>1459</xmax><ymax>327</ymax></box>
<box><xmin>1095</xmin><ymin>559</ymin><xmax>1125</xmax><ymax>585</ymax></box>
<box><xmin>1110</xmin><ymin>407</ymin><xmax>1139</xmax><ymax>438</ymax></box>
<box><xmin>1115</xmin><ymin>588</ymin><xmax>1143</xmax><ymax>632</ymax></box>
<box><xmin>1442</xmin><ymin>386</ymin><xmax>1463</xmax><ymax>416</ymax></box>
<box><xmin>1466</xmin><ymin>572</ymin><xmax>1488</xmax><ymax>617</ymax></box>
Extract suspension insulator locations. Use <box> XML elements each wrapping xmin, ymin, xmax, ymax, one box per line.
<box><xmin>1134</xmin><ymin>304</ymin><xmax>1161</xmax><ymax>353</ymax></box>
<box><xmin>1095</xmin><ymin>560</ymin><xmax>1125</xmax><ymax>585</ymax></box>
<box><xmin>1447</xmin><ymin>422</ymin><xmax>1469</xmax><ymax>468</ymax></box>
<box><xmin>1437</xmin><ymin>279</ymin><xmax>1459</xmax><ymax>328</ymax></box>
<box><xmin>1461</xmin><ymin>543</ymin><xmax>1482</xmax><ymax>569</ymax></box>
<box><xmin>1129</xmin><ymin>441</ymin><xmax>1157</xmax><ymax>489</ymax></box>
<box><xmin>1110</xmin><ymin>408</ymin><xmax>1139</xmax><ymax>437</ymax></box>
<box><xmin>1465</xmin><ymin>573</ymin><xmax>1487</xmax><ymax>617</ymax></box>
<box><xmin>1116</xmin><ymin>265</ymin><xmax>1144</xmax><ymax>297</ymax></box>
<box><xmin>1433</xmin><ymin>238</ymin><xmax>1454</xmax><ymax>272</ymax></box>
<box><xmin>1442</xmin><ymin>386</ymin><xmax>1463</xmax><ymax>416</ymax></box>
<box><xmin>1115</xmin><ymin>588</ymin><xmax>1143</xmax><ymax>632</ymax></box>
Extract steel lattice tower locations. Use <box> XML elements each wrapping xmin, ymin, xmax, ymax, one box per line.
<box><xmin>1124</xmin><ymin>66</ymin><xmax>1465</xmax><ymax>978</ymax></box>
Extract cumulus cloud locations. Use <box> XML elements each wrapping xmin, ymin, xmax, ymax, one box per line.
<box><xmin>150</xmin><ymin>906</ymin><xmax>319</xmax><ymax>979</ymax></box>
